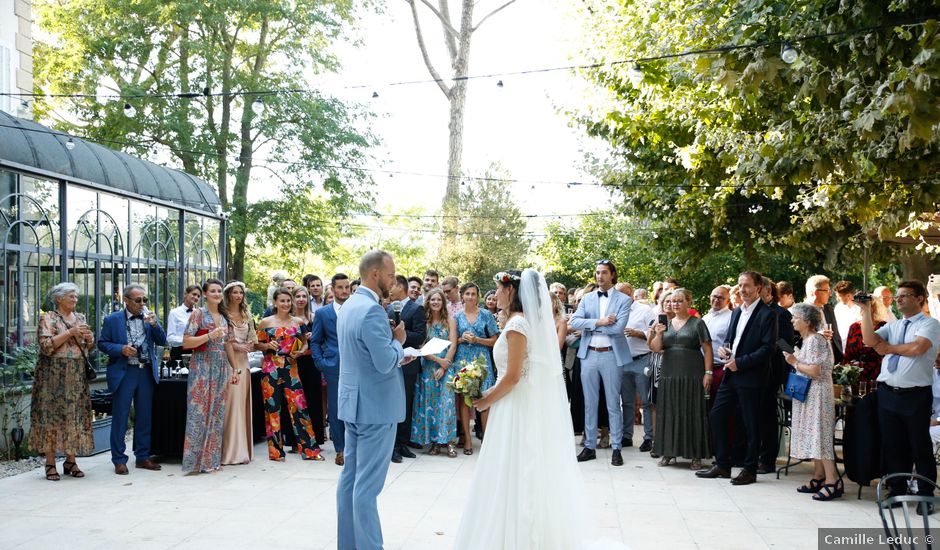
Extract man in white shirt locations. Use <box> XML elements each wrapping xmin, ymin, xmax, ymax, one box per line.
<box><xmin>862</xmin><ymin>280</ymin><xmax>940</xmax><ymax>508</ymax></box>
<box><xmin>165</xmin><ymin>284</ymin><xmax>202</xmax><ymax>366</ymax></box>
<box><xmin>874</xmin><ymin>286</ymin><xmax>898</xmax><ymax>322</ymax></box>
<box><xmin>833</xmin><ymin>280</ymin><xmax>861</xmax><ymax>352</ymax></box>
<box><xmin>616</xmin><ymin>282</ymin><xmax>656</xmax><ymax>452</ymax></box>
<box><xmin>702</xmin><ymin>286</ymin><xmax>733</xmax><ymax>402</ymax></box>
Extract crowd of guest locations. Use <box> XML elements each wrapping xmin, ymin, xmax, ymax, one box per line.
<box><xmin>23</xmin><ymin>259</ymin><xmax>940</xmax><ymax>512</ymax></box>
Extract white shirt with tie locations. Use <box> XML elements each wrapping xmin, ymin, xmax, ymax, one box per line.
<box><xmin>592</xmin><ymin>289</ymin><xmax>613</xmax><ymax>347</ymax></box>
<box><xmin>166</xmin><ymin>304</ymin><xmax>194</xmax><ymax>348</ymax></box>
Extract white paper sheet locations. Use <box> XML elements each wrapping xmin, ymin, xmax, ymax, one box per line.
<box><xmin>403</xmin><ymin>337</ymin><xmax>452</xmax><ymax>358</ymax></box>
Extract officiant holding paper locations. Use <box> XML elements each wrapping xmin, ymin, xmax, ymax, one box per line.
<box><xmin>387</xmin><ymin>275</ymin><xmax>427</xmax><ymax>463</ymax></box>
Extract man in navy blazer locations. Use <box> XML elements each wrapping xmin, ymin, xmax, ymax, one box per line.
<box><xmin>98</xmin><ymin>284</ymin><xmax>167</xmax><ymax>475</ymax></box>
<box><xmin>386</xmin><ymin>275</ymin><xmax>427</xmax><ymax>462</ymax></box>
<box><xmin>569</xmin><ymin>260</ymin><xmax>633</xmax><ymax>467</ymax></box>
<box><xmin>336</xmin><ymin>251</ymin><xmax>413</xmax><ymax>550</ymax></box>
<box><xmin>311</xmin><ymin>272</ymin><xmax>352</xmax><ymax>466</ymax></box>
<box><xmin>698</xmin><ymin>271</ymin><xmax>778</xmax><ymax>485</ymax></box>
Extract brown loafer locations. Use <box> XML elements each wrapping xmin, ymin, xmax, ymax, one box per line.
<box><xmin>731</xmin><ymin>470</ymin><xmax>757</xmax><ymax>486</ymax></box>
<box><xmin>135</xmin><ymin>459</ymin><xmax>162</xmax><ymax>471</ymax></box>
<box><xmin>335</xmin><ymin>452</ymin><xmax>344</xmax><ymax>466</ymax></box>
<box><xmin>114</xmin><ymin>463</ymin><xmax>129</xmax><ymax>475</ymax></box>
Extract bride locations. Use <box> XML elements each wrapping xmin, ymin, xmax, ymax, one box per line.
<box><xmin>454</xmin><ymin>269</ymin><xmax>592</xmax><ymax>549</ymax></box>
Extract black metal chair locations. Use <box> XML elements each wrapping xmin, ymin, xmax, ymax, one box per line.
<box><xmin>877</xmin><ymin>472</ymin><xmax>940</xmax><ymax>550</ymax></box>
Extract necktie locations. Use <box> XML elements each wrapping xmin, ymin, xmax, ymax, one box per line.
<box><xmin>886</xmin><ymin>319</ymin><xmax>911</xmax><ymax>374</ymax></box>
<box><xmin>597</xmin><ymin>290</ymin><xmax>608</xmax><ymax>298</ymax></box>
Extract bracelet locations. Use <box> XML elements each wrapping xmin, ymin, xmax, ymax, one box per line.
<box><xmin>705</xmin><ymin>371</ymin><xmax>713</xmax><ymax>375</ymax></box>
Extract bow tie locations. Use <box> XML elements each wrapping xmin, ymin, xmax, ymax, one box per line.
<box><xmin>186</xmin><ymin>308</ymin><xmax>193</xmax><ymax>313</ymax></box>
<box><xmin>130</xmin><ymin>314</ymin><xmax>144</xmax><ymax>320</ymax></box>
<box><xmin>597</xmin><ymin>290</ymin><xmax>608</xmax><ymax>298</ymax></box>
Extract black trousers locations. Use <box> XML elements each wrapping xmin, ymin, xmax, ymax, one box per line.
<box><xmin>396</xmin><ymin>368</ymin><xmax>418</xmax><ymax>448</ymax></box>
<box><xmin>710</xmin><ymin>381</ymin><xmax>763</xmax><ymax>472</ymax></box>
<box><xmin>296</xmin><ymin>358</ymin><xmax>325</xmax><ymax>445</ymax></box>
<box><xmin>759</xmin><ymin>384</ymin><xmax>781</xmax><ymax>466</ymax></box>
<box><xmin>878</xmin><ymin>384</ymin><xmax>936</xmax><ymax>496</ymax></box>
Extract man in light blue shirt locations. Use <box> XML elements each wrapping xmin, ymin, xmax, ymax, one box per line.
<box><xmin>862</xmin><ymin>279</ymin><xmax>940</xmax><ymax>509</ymax></box>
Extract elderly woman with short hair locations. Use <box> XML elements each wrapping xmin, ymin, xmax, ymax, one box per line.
<box><xmin>784</xmin><ymin>302</ymin><xmax>839</xmax><ymax>501</ymax></box>
<box><xmin>29</xmin><ymin>282</ymin><xmax>95</xmax><ymax>481</ymax></box>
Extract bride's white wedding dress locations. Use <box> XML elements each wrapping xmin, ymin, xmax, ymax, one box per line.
<box><xmin>454</xmin><ymin>270</ymin><xmax>596</xmax><ymax>550</ymax></box>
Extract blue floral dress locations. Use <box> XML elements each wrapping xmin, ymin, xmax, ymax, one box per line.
<box><xmin>411</xmin><ymin>322</ymin><xmax>457</xmax><ymax>445</ymax></box>
<box><xmin>453</xmin><ymin>309</ymin><xmax>499</xmax><ymax>391</ymax></box>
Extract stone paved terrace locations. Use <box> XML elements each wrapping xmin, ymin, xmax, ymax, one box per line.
<box><xmin>1</xmin><ymin>438</ymin><xmax>935</xmax><ymax>549</ymax></box>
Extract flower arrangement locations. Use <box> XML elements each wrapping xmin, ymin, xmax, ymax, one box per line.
<box><xmin>446</xmin><ymin>355</ymin><xmax>489</xmax><ymax>407</ymax></box>
<box><xmin>833</xmin><ymin>361</ymin><xmax>862</xmax><ymax>387</ymax></box>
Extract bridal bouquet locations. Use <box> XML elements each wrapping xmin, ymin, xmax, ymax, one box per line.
<box><xmin>447</xmin><ymin>355</ymin><xmax>489</xmax><ymax>407</ymax></box>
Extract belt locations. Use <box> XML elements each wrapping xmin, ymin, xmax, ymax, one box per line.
<box><xmin>878</xmin><ymin>382</ymin><xmax>930</xmax><ymax>394</ymax></box>
<box><xmin>632</xmin><ymin>352</ymin><xmax>650</xmax><ymax>361</ymax></box>
<box><xmin>588</xmin><ymin>346</ymin><xmax>613</xmax><ymax>353</ymax></box>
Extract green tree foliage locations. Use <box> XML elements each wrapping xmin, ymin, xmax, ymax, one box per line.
<box><xmin>438</xmin><ymin>166</ymin><xmax>530</xmax><ymax>285</ymax></box>
<box><xmin>33</xmin><ymin>0</ymin><xmax>376</xmax><ymax>280</ymax></box>
<box><xmin>574</xmin><ymin>0</ymin><xmax>940</xmax><ymax>279</ymax></box>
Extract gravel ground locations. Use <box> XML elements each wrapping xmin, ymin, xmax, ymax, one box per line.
<box><xmin>0</xmin><ymin>455</ymin><xmax>43</xmax><ymax>479</ymax></box>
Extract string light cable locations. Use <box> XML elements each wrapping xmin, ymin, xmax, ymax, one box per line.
<box><xmin>1</xmin><ymin>17</ymin><xmax>932</xmax><ymax>102</ymax></box>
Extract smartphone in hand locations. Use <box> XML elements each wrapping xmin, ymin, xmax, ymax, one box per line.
<box><xmin>658</xmin><ymin>314</ymin><xmax>668</xmax><ymax>326</ymax></box>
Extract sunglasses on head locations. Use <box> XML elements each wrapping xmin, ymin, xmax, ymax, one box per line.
<box><xmin>133</xmin><ymin>297</ymin><xmax>149</xmax><ymax>304</ymax></box>
<box><xmin>595</xmin><ymin>259</ymin><xmax>613</xmax><ymax>266</ymax></box>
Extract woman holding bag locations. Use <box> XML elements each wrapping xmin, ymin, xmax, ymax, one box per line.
<box><xmin>29</xmin><ymin>282</ymin><xmax>95</xmax><ymax>480</ymax></box>
<box><xmin>784</xmin><ymin>302</ymin><xmax>839</xmax><ymax>500</ymax></box>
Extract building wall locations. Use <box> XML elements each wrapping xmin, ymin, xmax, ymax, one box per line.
<box><xmin>0</xmin><ymin>0</ymin><xmax>33</xmax><ymax>119</ymax></box>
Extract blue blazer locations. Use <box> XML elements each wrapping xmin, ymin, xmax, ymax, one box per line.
<box><xmin>98</xmin><ymin>310</ymin><xmax>167</xmax><ymax>391</ymax></box>
<box><xmin>310</xmin><ymin>303</ymin><xmax>340</xmax><ymax>372</ymax></box>
<box><xmin>337</xmin><ymin>287</ymin><xmax>405</xmax><ymax>424</ymax></box>
<box><xmin>569</xmin><ymin>287</ymin><xmax>633</xmax><ymax>365</ymax></box>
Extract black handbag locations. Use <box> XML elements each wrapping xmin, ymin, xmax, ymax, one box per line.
<box><xmin>61</xmin><ymin>315</ymin><xmax>97</xmax><ymax>381</ymax></box>
<box><xmin>784</xmin><ymin>369</ymin><xmax>811</xmax><ymax>402</ymax></box>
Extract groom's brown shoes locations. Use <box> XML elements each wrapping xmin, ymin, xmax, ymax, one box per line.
<box><xmin>135</xmin><ymin>459</ymin><xmax>162</xmax><ymax>471</ymax></box>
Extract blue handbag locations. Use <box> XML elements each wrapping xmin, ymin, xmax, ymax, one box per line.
<box><xmin>784</xmin><ymin>369</ymin><xmax>811</xmax><ymax>402</ymax></box>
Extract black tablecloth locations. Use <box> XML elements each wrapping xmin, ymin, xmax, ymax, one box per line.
<box><xmin>151</xmin><ymin>368</ymin><xmax>266</xmax><ymax>458</ymax></box>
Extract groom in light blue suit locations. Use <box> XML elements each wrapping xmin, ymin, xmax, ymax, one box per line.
<box><xmin>569</xmin><ymin>259</ymin><xmax>632</xmax><ymax>467</ymax></box>
<box><xmin>336</xmin><ymin>250</ymin><xmax>412</xmax><ymax>550</ymax></box>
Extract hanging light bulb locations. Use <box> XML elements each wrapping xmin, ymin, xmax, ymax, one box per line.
<box><xmin>496</xmin><ymin>80</ymin><xmax>504</xmax><ymax>88</ymax></box>
<box><xmin>123</xmin><ymin>103</ymin><xmax>136</xmax><ymax>117</ymax></box>
<box><xmin>65</xmin><ymin>137</ymin><xmax>76</xmax><ymax>151</ymax></box>
<box><xmin>251</xmin><ymin>97</ymin><xmax>265</xmax><ymax>115</ymax></box>
<box><xmin>627</xmin><ymin>64</ymin><xmax>644</xmax><ymax>88</ymax></box>
<box><xmin>780</xmin><ymin>41</ymin><xmax>799</xmax><ymax>64</ymax></box>
<box><xmin>372</xmin><ymin>91</ymin><xmax>379</xmax><ymax>99</ymax></box>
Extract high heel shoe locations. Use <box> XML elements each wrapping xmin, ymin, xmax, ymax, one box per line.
<box><xmin>447</xmin><ymin>444</ymin><xmax>458</xmax><ymax>458</ymax></box>
<box><xmin>658</xmin><ymin>456</ymin><xmax>676</xmax><ymax>467</ymax></box>
<box><xmin>62</xmin><ymin>460</ymin><xmax>84</xmax><ymax>478</ymax></box>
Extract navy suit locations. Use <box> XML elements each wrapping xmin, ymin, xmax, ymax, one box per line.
<box><xmin>98</xmin><ymin>310</ymin><xmax>167</xmax><ymax>465</ymax></box>
<box><xmin>709</xmin><ymin>299</ymin><xmax>777</xmax><ymax>473</ymax></box>
<box><xmin>311</xmin><ymin>302</ymin><xmax>344</xmax><ymax>453</ymax></box>
<box><xmin>387</xmin><ymin>299</ymin><xmax>426</xmax><ymax>450</ymax></box>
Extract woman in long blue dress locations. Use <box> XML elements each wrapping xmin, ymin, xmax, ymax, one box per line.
<box><xmin>181</xmin><ymin>278</ymin><xmax>235</xmax><ymax>474</ymax></box>
<box><xmin>452</xmin><ymin>283</ymin><xmax>499</xmax><ymax>455</ymax></box>
<box><xmin>411</xmin><ymin>288</ymin><xmax>459</xmax><ymax>457</ymax></box>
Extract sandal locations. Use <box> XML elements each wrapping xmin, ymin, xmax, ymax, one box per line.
<box><xmin>62</xmin><ymin>460</ymin><xmax>85</xmax><ymax>478</ymax></box>
<box><xmin>463</xmin><ymin>447</ymin><xmax>473</xmax><ymax>456</ymax></box>
<box><xmin>44</xmin><ymin>463</ymin><xmax>60</xmax><ymax>481</ymax></box>
<box><xmin>447</xmin><ymin>444</ymin><xmax>458</xmax><ymax>458</ymax></box>
<box><xmin>658</xmin><ymin>456</ymin><xmax>676</xmax><ymax>467</ymax></box>
<box><xmin>813</xmin><ymin>481</ymin><xmax>844</xmax><ymax>501</ymax></box>
<box><xmin>690</xmin><ymin>458</ymin><xmax>702</xmax><ymax>471</ymax></box>
<box><xmin>797</xmin><ymin>478</ymin><xmax>825</xmax><ymax>494</ymax></box>
<box><xmin>428</xmin><ymin>444</ymin><xmax>440</xmax><ymax>456</ymax></box>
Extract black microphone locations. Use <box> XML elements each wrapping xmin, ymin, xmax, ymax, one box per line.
<box><xmin>392</xmin><ymin>301</ymin><xmax>403</xmax><ymax>326</ymax></box>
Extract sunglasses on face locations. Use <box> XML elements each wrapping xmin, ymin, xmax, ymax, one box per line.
<box><xmin>132</xmin><ymin>297</ymin><xmax>149</xmax><ymax>304</ymax></box>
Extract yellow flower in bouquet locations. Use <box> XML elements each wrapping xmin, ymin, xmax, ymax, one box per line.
<box><xmin>446</xmin><ymin>355</ymin><xmax>489</xmax><ymax>407</ymax></box>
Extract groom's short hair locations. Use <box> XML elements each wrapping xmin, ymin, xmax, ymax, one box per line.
<box><xmin>359</xmin><ymin>250</ymin><xmax>392</xmax><ymax>278</ymax></box>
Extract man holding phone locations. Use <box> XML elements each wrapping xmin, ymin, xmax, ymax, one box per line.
<box><xmin>697</xmin><ymin>271</ymin><xmax>777</xmax><ymax>485</ymax></box>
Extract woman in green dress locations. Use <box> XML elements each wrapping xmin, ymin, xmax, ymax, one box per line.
<box><xmin>649</xmin><ymin>288</ymin><xmax>713</xmax><ymax>470</ymax></box>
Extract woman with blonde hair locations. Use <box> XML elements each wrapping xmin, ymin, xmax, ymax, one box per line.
<box><xmin>220</xmin><ymin>281</ymin><xmax>256</xmax><ymax>465</ymax></box>
<box><xmin>412</xmin><ymin>288</ymin><xmax>459</xmax><ymax>456</ymax></box>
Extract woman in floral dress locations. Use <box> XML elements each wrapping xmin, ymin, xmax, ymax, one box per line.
<box><xmin>256</xmin><ymin>287</ymin><xmax>323</xmax><ymax>461</ymax></box>
<box><xmin>452</xmin><ymin>283</ymin><xmax>499</xmax><ymax>454</ymax></box>
<box><xmin>181</xmin><ymin>278</ymin><xmax>233</xmax><ymax>474</ymax></box>
<box><xmin>29</xmin><ymin>282</ymin><xmax>95</xmax><ymax>480</ymax></box>
<box><xmin>784</xmin><ymin>302</ymin><xmax>839</xmax><ymax>501</ymax></box>
<box><xmin>411</xmin><ymin>288</ymin><xmax>459</xmax><ymax>457</ymax></box>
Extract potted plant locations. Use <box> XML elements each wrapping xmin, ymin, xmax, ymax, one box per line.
<box><xmin>1</xmin><ymin>344</ymin><xmax>38</xmax><ymax>459</ymax></box>
<box><xmin>833</xmin><ymin>361</ymin><xmax>862</xmax><ymax>401</ymax></box>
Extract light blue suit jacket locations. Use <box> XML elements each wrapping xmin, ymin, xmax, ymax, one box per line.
<box><xmin>310</xmin><ymin>303</ymin><xmax>340</xmax><ymax>372</ymax></box>
<box><xmin>569</xmin><ymin>287</ymin><xmax>633</xmax><ymax>365</ymax></box>
<box><xmin>337</xmin><ymin>287</ymin><xmax>405</xmax><ymax>424</ymax></box>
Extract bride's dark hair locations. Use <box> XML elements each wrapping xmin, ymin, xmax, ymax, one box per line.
<box><xmin>493</xmin><ymin>269</ymin><xmax>524</xmax><ymax>313</ymax></box>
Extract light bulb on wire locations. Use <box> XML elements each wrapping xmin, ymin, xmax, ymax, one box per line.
<box><xmin>496</xmin><ymin>80</ymin><xmax>504</xmax><ymax>88</ymax></box>
<box><xmin>123</xmin><ymin>103</ymin><xmax>136</xmax><ymax>117</ymax></box>
<box><xmin>251</xmin><ymin>97</ymin><xmax>265</xmax><ymax>115</ymax></box>
<box><xmin>627</xmin><ymin>64</ymin><xmax>644</xmax><ymax>88</ymax></box>
<box><xmin>780</xmin><ymin>41</ymin><xmax>799</xmax><ymax>64</ymax></box>
<box><xmin>65</xmin><ymin>137</ymin><xmax>75</xmax><ymax>151</ymax></box>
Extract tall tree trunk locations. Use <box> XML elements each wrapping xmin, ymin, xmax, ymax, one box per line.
<box><xmin>899</xmin><ymin>252</ymin><xmax>940</xmax><ymax>282</ymax></box>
